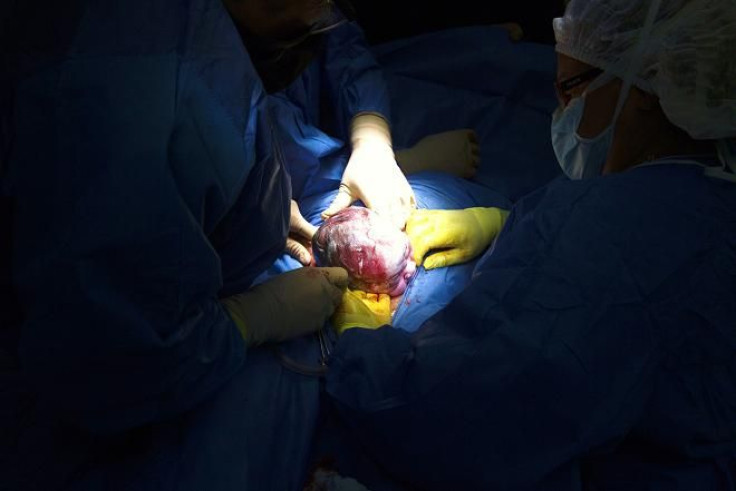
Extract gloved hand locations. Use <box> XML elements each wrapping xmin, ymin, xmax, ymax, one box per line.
<box><xmin>222</xmin><ymin>267</ymin><xmax>349</xmax><ymax>346</ymax></box>
<box><xmin>406</xmin><ymin>207</ymin><xmax>510</xmax><ymax>270</ymax></box>
<box><xmin>395</xmin><ymin>129</ymin><xmax>480</xmax><ymax>179</ymax></box>
<box><xmin>322</xmin><ymin>113</ymin><xmax>416</xmax><ymax>230</ymax></box>
<box><xmin>331</xmin><ymin>289</ymin><xmax>391</xmax><ymax>336</ymax></box>
<box><xmin>286</xmin><ymin>199</ymin><xmax>318</xmax><ymax>265</ymax></box>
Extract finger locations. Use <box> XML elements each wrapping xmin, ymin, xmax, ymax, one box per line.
<box><xmin>285</xmin><ymin>237</ymin><xmax>312</xmax><ymax>265</ymax></box>
<box><xmin>293</xmin><ymin>220</ymin><xmax>318</xmax><ymax>241</ymax></box>
<box><xmin>322</xmin><ymin>186</ymin><xmax>354</xmax><ymax>219</ymax></box>
<box><xmin>389</xmin><ymin>207</ymin><xmax>410</xmax><ymax>230</ymax></box>
<box><xmin>291</xmin><ymin>204</ymin><xmax>318</xmax><ymax>239</ymax></box>
<box><xmin>402</xmin><ymin>182</ymin><xmax>417</xmax><ymax>209</ymax></box>
<box><xmin>406</xmin><ymin>211</ymin><xmax>458</xmax><ymax>250</ymax></box>
<box><xmin>464</xmin><ymin>163</ymin><xmax>478</xmax><ymax>179</ymax></box>
<box><xmin>405</xmin><ymin>227</ymin><xmax>431</xmax><ymax>266</ymax></box>
<box><xmin>370</xmin><ymin>201</ymin><xmax>396</xmax><ymax>228</ymax></box>
<box><xmin>423</xmin><ymin>248</ymin><xmax>470</xmax><ymax>270</ymax></box>
<box><xmin>320</xmin><ymin>267</ymin><xmax>349</xmax><ymax>288</ymax></box>
<box><xmin>471</xmin><ymin>142</ymin><xmax>481</xmax><ymax>162</ymax></box>
<box><xmin>389</xmin><ymin>186</ymin><xmax>415</xmax><ymax>230</ymax></box>
<box><xmin>405</xmin><ymin>212</ymin><xmax>432</xmax><ymax>262</ymax></box>
<box><xmin>408</xmin><ymin>191</ymin><xmax>418</xmax><ymax>209</ymax></box>
<box><xmin>384</xmin><ymin>199</ymin><xmax>410</xmax><ymax>230</ymax></box>
<box><xmin>405</xmin><ymin>212</ymin><xmax>435</xmax><ymax>235</ymax></box>
<box><xmin>411</xmin><ymin>243</ymin><xmax>430</xmax><ymax>267</ymax></box>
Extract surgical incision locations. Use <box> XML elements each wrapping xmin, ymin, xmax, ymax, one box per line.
<box><xmin>313</xmin><ymin>207</ymin><xmax>416</xmax><ymax>296</ymax></box>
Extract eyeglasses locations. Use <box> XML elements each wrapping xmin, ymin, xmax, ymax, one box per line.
<box><xmin>259</xmin><ymin>3</ymin><xmax>348</xmax><ymax>62</ymax></box>
<box><xmin>554</xmin><ymin>66</ymin><xmax>603</xmax><ymax>106</ymax></box>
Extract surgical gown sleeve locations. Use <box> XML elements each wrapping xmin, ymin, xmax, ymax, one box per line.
<box><xmin>322</xmin><ymin>19</ymin><xmax>392</xmax><ymax>134</ymax></box>
<box><xmin>325</xmin><ymin>172</ymin><xmax>735</xmax><ymax>489</ymax></box>
<box><xmin>7</xmin><ymin>2</ymin><xmax>284</xmax><ymax>435</ymax></box>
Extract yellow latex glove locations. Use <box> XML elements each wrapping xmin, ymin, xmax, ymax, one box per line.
<box><xmin>406</xmin><ymin>207</ymin><xmax>509</xmax><ymax>270</ymax></box>
<box><xmin>332</xmin><ymin>289</ymin><xmax>392</xmax><ymax>336</ymax></box>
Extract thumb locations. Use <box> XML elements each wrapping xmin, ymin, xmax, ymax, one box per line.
<box><xmin>405</xmin><ymin>212</ymin><xmax>432</xmax><ymax>265</ymax></box>
<box><xmin>319</xmin><ymin>266</ymin><xmax>349</xmax><ymax>289</ymax></box>
<box><xmin>410</xmin><ymin>238</ymin><xmax>431</xmax><ymax>268</ymax></box>
<box><xmin>423</xmin><ymin>248</ymin><xmax>469</xmax><ymax>270</ymax></box>
<box><xmin>285</xmin><ymin>237</ymin><xmax>312</xmax><ymax>265</ymax></box>
<box><xmin>322</xmin><ymin>185</ymin><xmax>354</xmax><ymax>219</ymax></box>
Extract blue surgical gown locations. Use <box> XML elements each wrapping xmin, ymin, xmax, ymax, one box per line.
<box><xmin>268</xmin><ymin>18</ymin><xmax>391</xmax><ymax>199</ymax></box>
<box><xmin>326</xmin><ymin>163</ymin><xmax>736</xmax><ymax>490</ymax></box>
<box><xmin>2</xmin><ymin>0</ymin><xmax>325</xmax><ymax>489</ymax></box>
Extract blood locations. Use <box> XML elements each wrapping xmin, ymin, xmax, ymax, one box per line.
<box><xmin>313</xmin><ymin>206</ymin><xmax>416</xmax><ymax>296</ymax></box>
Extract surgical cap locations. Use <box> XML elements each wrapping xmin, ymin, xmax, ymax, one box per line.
<box><xmin>554</xmin><ymin>0</ymin><xmax>736</xmax><ymax>140</ymax></box>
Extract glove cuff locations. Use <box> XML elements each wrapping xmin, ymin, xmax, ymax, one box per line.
<box><xmin>468</xmin><ymin>207</ymin><xmax>510</xmax><ymax>245</ymax></box>
<box><xmin>221</xmin><ymin>296</ymin><xmax>251</xmax><ymax>342</ymax></box>
<box><xmin>221</xmin><ymin>285</ymin><xmax>277</xmax><ymax>347</ymax></box>
<box><xmin>350</xmin><ymin>112</ymin><xmax>392</xmax><ymax>151</ymax></box>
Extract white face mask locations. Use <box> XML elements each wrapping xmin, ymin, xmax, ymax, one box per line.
<box><xmin>551</xmin><ymin>73</ymin><xmax>630</xmax><ymax>180</ymax></box>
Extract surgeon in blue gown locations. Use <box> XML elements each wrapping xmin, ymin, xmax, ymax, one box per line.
<box><xmin>224</xmin><ymin>0</ymin><xmax>434</xmax><ymax>270</ymax></box>
<box><xmin>324</xmin><ymin>0</ymin><xmax>736</xmax><ymax>489</ymax></box>
<box><xmin>226</xmin><ymin>0</ymin><xmax>491</xmax><ymax>277</ymax></box>
<box><xmin>236</xmin><ymin>0</ymin><xmax>497</xmax><ymax>269</ymax></box>
<box><xmin>0</xmin><ymin>0</ymin><xmax>396</xmax><ymax>489</ymax></box>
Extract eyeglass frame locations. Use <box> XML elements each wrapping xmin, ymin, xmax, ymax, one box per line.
<box><xmin>554</xmin><ymin>66</ymin><xmax>604</xmax><ymax>105</ymax></box>
<box><xmin>258</xmin><ymin>0</ymin><xmax>349</xmax><ymax>62</ymax></box>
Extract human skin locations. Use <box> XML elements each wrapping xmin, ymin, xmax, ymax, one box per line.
<box><xmin>555</xmin><ymin>53</ymin><xmax>715</xmax><ymax>174</ymax></box>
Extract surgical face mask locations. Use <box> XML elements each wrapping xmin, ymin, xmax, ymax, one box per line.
<box><xmin>551</xmin><ymin>72</ymin><xmax>630</xmax><ymax>180</ymax></box>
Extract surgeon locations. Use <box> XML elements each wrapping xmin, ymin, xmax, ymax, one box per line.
<box><xmin>324</xmin><ymin>0</ymin><xmax>736</xmax><ymax>489</ymax></box>
<box><xmin>223</xmin><ymin>0</ymin><xmax>488</xmax><ymax>265</ymax></box>
<box><xmin>2</xmin><ymin>0</ymin><xmax>355</xmax><ymax>489</ymax></box>
<box><xmin>225</xmin><ymin>0</ymin><xmax>412</xmax><ymax>232</ymax></box>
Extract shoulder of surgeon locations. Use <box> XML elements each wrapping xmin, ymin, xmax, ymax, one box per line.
<box><xmin>503</xmin><ymin>163</ymin><xmax>736</xmax><ymax>252</ymax></box>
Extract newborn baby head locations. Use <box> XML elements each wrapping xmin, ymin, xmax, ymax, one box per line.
<box><xmin>313</xmin><ymin>206</ymin><xmax>416</xmax><ymax>297</ymax></box>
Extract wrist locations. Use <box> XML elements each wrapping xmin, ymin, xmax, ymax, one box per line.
<box><xmin>351</xmin><ymin>112</ymin><xmax>392</xmax><ymax>151</ymax></box>
<box><xmin>468</xmin><ymin>207</ymin><xmax>510</xmax><ymax>244</ymax></box>
<box><xmin>221</xmin><ymin>296</ymin><xmax>250</xmax><ymax>342</ymax></box>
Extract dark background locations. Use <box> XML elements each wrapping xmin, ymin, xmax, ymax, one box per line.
<box><xmin>348</xmin><ymin>0</ymin><xmax>567</xmax><ymax>45</ymax></box>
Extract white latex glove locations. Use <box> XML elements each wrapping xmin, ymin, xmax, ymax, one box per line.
<box><xmin>395</xmin><ymin>129</ymin><xmax>481</xmax><ymax>178</ymax></box>
<box><xmin>286</xmin><ymin>199</ymin><xmax>318</xmax><ymax>265</ymax></box>
<box><xmin>221</xmin><ymin>267</ymin><xmax>349</xmax><ymax>346</ymax></box>
<box><xmin>322</xmin><ymin>113</ymin><xmax>416</xmax><ymax>229</ymax></box>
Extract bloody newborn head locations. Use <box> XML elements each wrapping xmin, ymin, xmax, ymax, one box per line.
<box><xmin>313</xmin><ymin>206</ymin><xmax>416</xmax><ymax>296</ymax></box>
